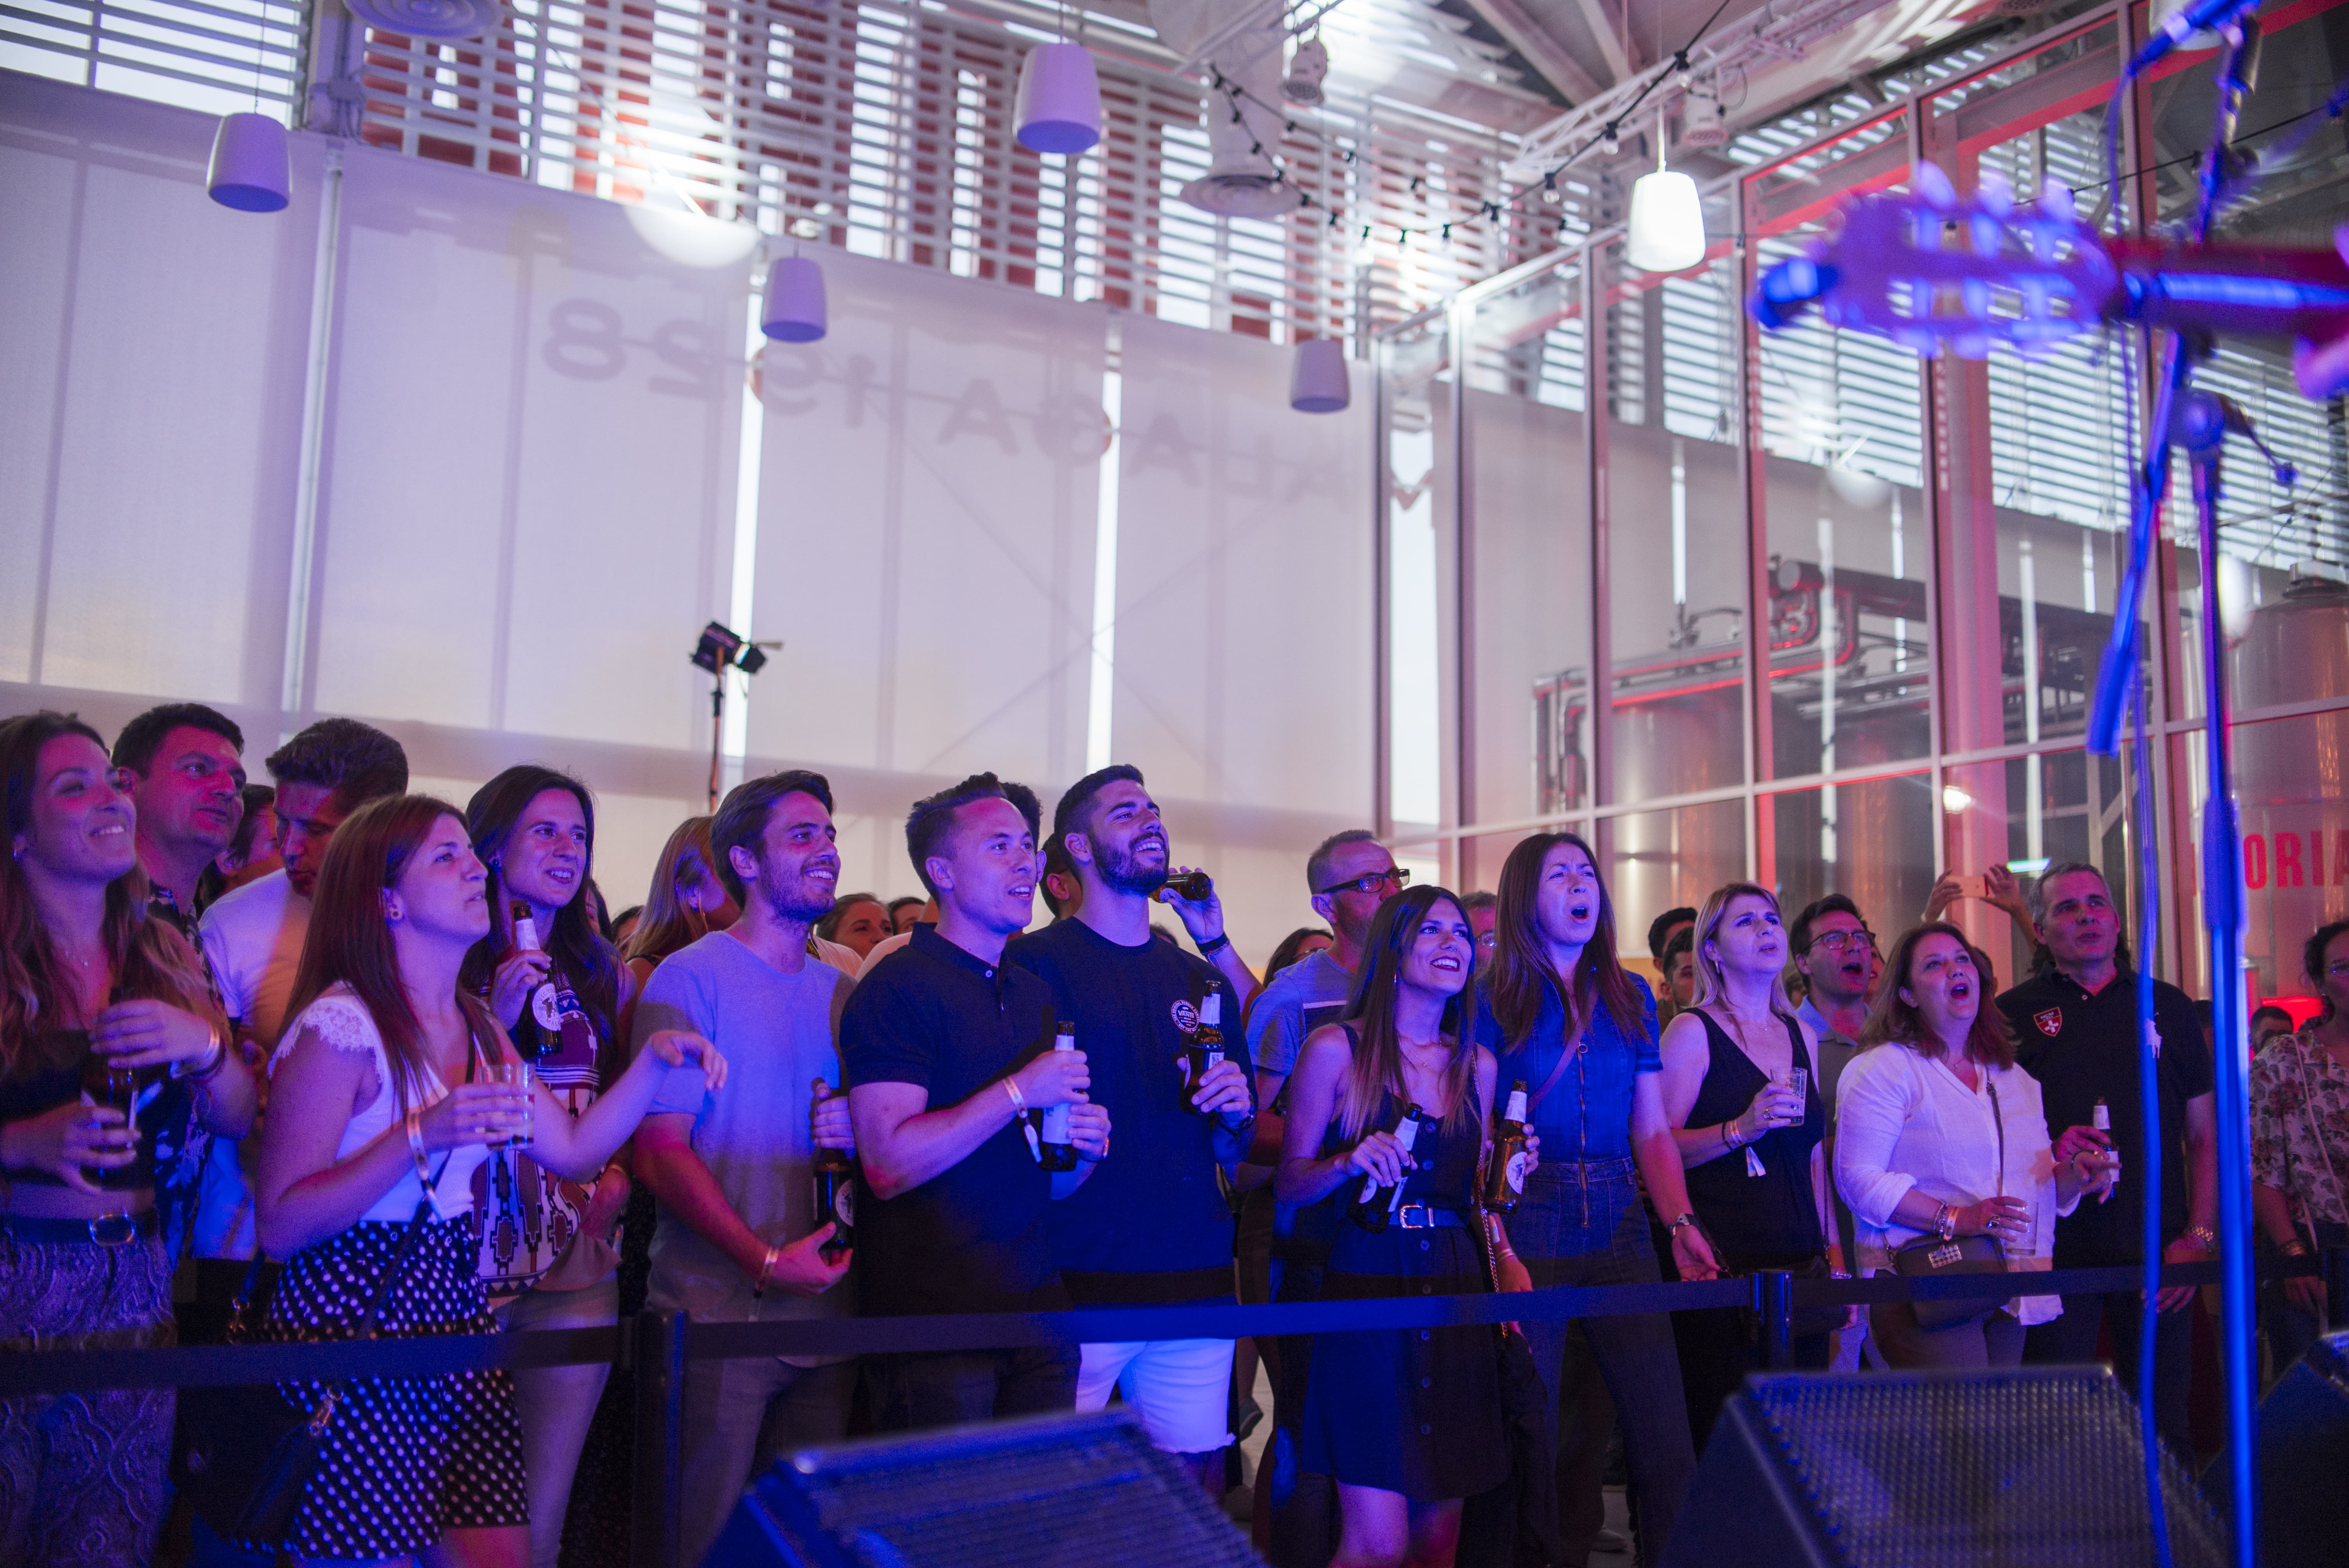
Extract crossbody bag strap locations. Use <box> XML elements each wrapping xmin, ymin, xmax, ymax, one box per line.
<box><xmin>1522</xmin><ymin>991</ymin><xmax>1584</xmax><ymax>1115</ymax></box>
<box><xmin>350</xmin><ymin>1152</ymin><xmax>454</xmax><ymax>1344</ymax></box>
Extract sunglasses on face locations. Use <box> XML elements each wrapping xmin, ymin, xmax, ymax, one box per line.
<box><xmin>1318</xmin><ymin>868</ymin><xmax>1411</xmax><ymax>898</ymax></box>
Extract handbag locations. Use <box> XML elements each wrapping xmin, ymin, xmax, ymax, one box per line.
<box><xmin>176</xmin><ymin>1156</ymin><xmax>449</xmax><ymax>1547</ymax></box>
<box><xmin>1457</xmin><ymin>1156</ymin><xmax>1561</xmax><ymax>1568</ymax></box>
<box><xmin>1892</xmin><ymin>1078</ymin><xmax>2009</xmax><ymax>1331</ymax></box>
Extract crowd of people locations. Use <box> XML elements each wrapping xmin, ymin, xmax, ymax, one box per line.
<box><xmin>2</xmin><ymin>700</ymin><xmax>2344</xmax><ymax>1568</ymax></box>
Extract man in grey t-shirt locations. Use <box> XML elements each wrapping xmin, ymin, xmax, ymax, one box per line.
<box><xmin>633</xmin><ymin>771</ymin><xmax>857</xmax><ymax>1567</ymax></box>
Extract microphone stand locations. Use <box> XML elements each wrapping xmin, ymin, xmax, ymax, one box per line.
<box><xmin>2087</xmin><ymin>13</ymin><xmax>2264</xmax><ymax>1566</ymax></box>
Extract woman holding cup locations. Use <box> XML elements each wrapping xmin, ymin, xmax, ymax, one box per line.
<box><xmin>1658</xmin><ymin>882</ymin><xmax>1839</xmax><ymax>1449</ymax></box>
<box><xmin>253</xmin><ymin>795</ymin><xmax>726</xmax><ymax>1565</ymax></box>
<box><xmin>1834</xmin><ymin>922</ymin><xmax>2114</xmax><ymax>1369</ymax></box>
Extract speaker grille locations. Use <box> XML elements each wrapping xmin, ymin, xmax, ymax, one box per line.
<box><xmin>780</xmin><ymin>1413</ymin><xmax>1262</xmax><ymax>1568</ymax></box>
<box><xmin>1744</xmin><ymin>1370</ymin><xmax>2227</xmax><ymax>1568</ymax></box>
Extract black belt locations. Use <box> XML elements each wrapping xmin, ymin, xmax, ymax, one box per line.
<box><xmin>1394</xmin><ymin>1204</ymin><xmax>1467</xmax><ymax>1230</ymax></box>
<box><xmin>2</xmin><ymin>1208</ymin><xmax>159</xmax><ymax>1247</ymax></box>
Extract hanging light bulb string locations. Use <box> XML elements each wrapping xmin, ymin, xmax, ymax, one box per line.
<box><xmin>1207</xmin><ymin>0</ymin><xmax>1739</xmax><ymax>256</ymax></box>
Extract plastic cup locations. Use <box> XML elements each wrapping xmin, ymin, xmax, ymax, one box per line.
<box><xmin>499</xmin><ymin>1060</ymin><xmax>535</xmax><ymax>1148</ymax></box>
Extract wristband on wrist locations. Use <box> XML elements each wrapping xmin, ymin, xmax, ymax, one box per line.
<box><xmin>2185</xmin><ymin>1224</ymin><xmax>2219</xmax><ymax>1253</ymax></box>
<box><xmin>1002</xmin><ymin>1078</ymin><xmax>1027</xmax><ymax>1117</ymax></box>
<box><xmin>185</xmin><ymin>1025</ymin><xmax>228</xmax><ymax>1084</ymax></box>
<box><xmin>752</xmin><ymin>1242</ymin><xmax>782</xmax><ymax>1298</ymax></box>
<box><xmin>1197</xmin><ymin>932</ymin><xmax>1231</xmax><ymax>956</ymax></box>
<box><xmin>1668</xmin><ymin>1211</ymin><xmax>1698</xmax><ymax>1233</ymax></box>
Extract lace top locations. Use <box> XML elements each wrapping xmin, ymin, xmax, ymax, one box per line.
<box><xmin>273</xmin><ymin>984</ymin><xmax>490</xmax><ymax>1224</ymax></box>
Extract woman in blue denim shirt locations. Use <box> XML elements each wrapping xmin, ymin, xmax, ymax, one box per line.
<box><xmin>1473</xmin><ymin>832</ymin><xmax>1717</xmax><ymax>1566</ymax></box>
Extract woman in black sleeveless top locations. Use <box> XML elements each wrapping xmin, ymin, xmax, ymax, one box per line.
<box><xmin>1277</xmin><ymin>885</ymin><xmax>1529</xmax><ymax>1568</ymax></box>
<box><xmin>1658</xmin><ymin>882</ymin><xmax>1840</xmax><ymax>1450</ymax></box>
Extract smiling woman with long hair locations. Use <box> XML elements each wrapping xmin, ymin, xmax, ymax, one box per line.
<box><xmin>1474</xmin><ymin>831</ymin><xmax>1714</xmax><ymax>1562</ymax></box>
<box><xmin>1837</xmin><ymin>922</ymin><xmax>2112</xmax><ymax>1370</ymax></box>
<box><xmin>0</xmin><ymin>711</ymin><xmax>257</xmax><ymax>1566</ymax></box>
<box><xmin>1276</xmin><ymin>884</ymin><xmax>1528</xmax><ymax>1568</ymax></box>
<box><xmin>249</xmin><ymin>795</ymin><xmax>726</xmax><ymax>1566</ymax></box>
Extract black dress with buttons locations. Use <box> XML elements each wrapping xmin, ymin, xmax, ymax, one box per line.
<box><xmin>1301</xmin><ymin>1089</ymin><xmax>1508</xmax><ymax>1502</ymax></box>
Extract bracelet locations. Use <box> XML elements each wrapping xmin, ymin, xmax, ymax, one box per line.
<box><xmin>752</xmin><ymin>1243</ymin><xmax>782</xmax><ymax>1299</ymax></box>
<box><xmin>1497</xmin><ymin>1248</ymin><xmax>1520</xmax><ymax>1262</ymax></box>
<box><xmin>2185</xmin><ymin>1224</ymin><xmax>2219</xmax><ymax>1254</ymax></box>
<box><xmin>1934</xmin><ymin>1202</ymin><xmax>1956</xmax><ymax>1242</ymax></box>
<box><xmin>404</xmin><ymin>1109</ymin><xmax>431</xmax><ymax>1187</ymax></box>
<box><xmin>2280</xmin><ymin>1238</ymin><xmax>2312</xmax><ymax>1258</ymax></box>
<box><xmin>1196</xmin><ymin>932</ymin><xmax>1231</xmax><ymax>956</ymax></box>
<box><xmin>1723</xmin><ymin>1119</ymin><xmax>1745</xmax><ymax>1152</ymax></box>
<box><xmin>1002</xmin><ymin>1078</ymin><xmax>1028</xmax><ymax>1117</ymax></box>
<box><xmin>1668</xmin><ymin>1212</ymin><xmax>1698</xmax><ymax>1233</ymax></box>
<box><xmin>185</xmin><ymin>1025</ymin><xmax>228</xmax><ymax>1084</ymax></box>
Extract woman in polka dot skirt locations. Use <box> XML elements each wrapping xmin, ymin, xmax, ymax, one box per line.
<box><xmin>250</xmin><ymin>795</ymin><xmax>727</xmax><ymax>1565</ymax></box>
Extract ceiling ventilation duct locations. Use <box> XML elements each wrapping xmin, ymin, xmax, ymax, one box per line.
<box><xmin>1150</xmin><ymin>0</ymin><xmax>1304</xmax><ymax>219</ymax></box>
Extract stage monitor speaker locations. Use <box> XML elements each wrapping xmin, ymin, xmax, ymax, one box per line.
<box><xmin>2207</xmin><ymin>1327</ymin><xmax>2349</xmax><ymax>1568</ymax></box>
<box><xmin>1656</xmin><ymin>1367</ymin><xmax>2226</xmax><ymax>1568</ymax></box>
<box><xmin>701</xmin><ymin>1409</ymin><xmax>1266</xmax><ymax>1568</ymax></box>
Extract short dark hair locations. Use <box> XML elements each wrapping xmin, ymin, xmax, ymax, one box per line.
<box><xmin>1662</xmin><ymin>928</ymin><xmax>1694</xmax><ymax>967</ymax></box>
<box><xmin>2250</xmin><ymin>1002</ymin><xmax>2289</xmax><ymax>1030</ymax></box>
<box><xmin>905</xmin><ymin>772</ymin><xmax>1026</xmax><ymax>896</ymax></box>
<box><xmin>2306</xmin><ymin>919</ymin><xmax>2349</xmax><ymax>1021</ymax></box>
<box><xmin>1460</xmin><ymin>890</ymin><xmax>1497</xmax><ymax>916</ymax></box>
<box><xmin>1306</xmin><ymin>829</ymin><xmax>1382</xmax><ymax>896</ymax></box>
<box><xmin>1791</xmin><ymin>893</ymin><xmax>1865</xmax><ymax>957</ymax></box>
<box><xmin>815</xmin><ymin>892</ymin><xmax>883</xmax><ymax>942</ymax></box>
<box><xmin>112</xmin><ymin>702</ymin><xmax>244</xmax><ymax>776</ymax></box>
<box><xmin>265</xmin><ymin>718</ymin><xmax>408</xmax><ymax>808</ymax></box>
<box><xmin>887</xmin><ymin>895</ymin><xmax>926</xmax><ymax>921</ymax></box>
<box><xmin>711</xmin><ymin>769</ymin><xmax>834</xmax><ymax>903</ymax></box>
<box><xmin>1040</xmin><ymin>835</ymin><xmax>1080</xmax><ymax>918</ymax></box>
<box><xmin>1647</xmin><ymin>907</ymin><xmax>1697</xmax><ymax>964</ymax></box>
<box><xmin>1002</xmin><ymin>780</ymin><xmax>1043</xmax><ymax>844</ymax></box>
<box><xmin>227</xmin><ymin>783</ymin><xmax>275</xmax><ymax>862</ymax></box>
<box><xmin>2028</xmin><ymin>861</ymin><xmax>2110</xmax><ymax>927</ymax></box>
<box><xmin>1053</xmin><ymin>764</ymin><xmax>1145</xmax><ymax>851</ymax></box>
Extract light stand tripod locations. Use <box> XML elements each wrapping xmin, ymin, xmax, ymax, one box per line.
<box><xmin>690</xmin><ymin>622</ymin><xmax>777</xmax><ymax>811</ymax></box>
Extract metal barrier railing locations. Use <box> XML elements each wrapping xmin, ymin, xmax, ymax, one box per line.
<box><xmin>5</xmin><ymin>1251</ymin><xmax>2341</xmax><ymax>1568</ymax></box>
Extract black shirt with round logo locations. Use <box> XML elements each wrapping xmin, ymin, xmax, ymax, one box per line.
<box><xmin>1999</xmin><ymin>966</ymin><xmax>2212</xmax><ymax>1266</ymax></box>
<box><xmin>1009</xmin><ymin>918</ymin><xmax>1251</xmax><ymax>1306</ymax></box>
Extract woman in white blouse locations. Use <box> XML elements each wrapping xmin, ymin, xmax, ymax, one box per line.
<box><xmin>1835</xmin><ymin>923</ymin><xmax>2117</xmax><ymax>1368</ymax></box>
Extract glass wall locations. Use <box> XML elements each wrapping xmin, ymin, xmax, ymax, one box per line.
<box><xmin>1377</xmin><ymin>3</ymin><xmax>2349</xmax><ymax>990</ymax></box>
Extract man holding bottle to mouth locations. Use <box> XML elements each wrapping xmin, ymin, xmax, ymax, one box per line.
<box><xmin>1009</xmin><ymin>765</ymin><xmax>1256</xmax><ymax>1493</ymax></box>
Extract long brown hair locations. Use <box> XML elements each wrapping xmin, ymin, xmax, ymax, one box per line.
<box><xmin>1690</xmin><ymin>881</ymin><xmax>1799</xmax><ymax>1020</ymax></box>
<box><xmin>1483</xmin><ymin>831</ymin><xmax>1646</xmax><ymax>1056</ymax></box>
<box><xmin>621</xmin><ymin>816</ymin><xmax>725</xmax><ymax>968</ymax></box>
<box><xmin>285</xmin><ymin>795</ymin><xmax>501</xmax><ymax>1110</ymax></box>
<box><xmin>1</xmin><ymin>711</ymin><xmax>221</xmax><ymax>1070</ymax></box>
<box><xmin>459</xmin><ymin>766</ymin><xmax>621</xmax><ymax>1078</ymax></box>
<box><xmin>1859</xmin><ymin>921</ymin><xmax>2016</xmax><ymax>1069</ymax></box>
<box><xmin>1335</xmin><ymin>884</ymin><xmax>1483</xmax><ymax>1141</ymax></box>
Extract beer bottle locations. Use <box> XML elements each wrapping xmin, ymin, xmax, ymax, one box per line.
<box><xmin>509</xmin><ymin>901</ymin><xmax>588</xmax><ymax>1057</ymax></box>
<box><xmin>1348</xmin><ymin>1101</ymin><xmax>1426</xmax><ymax>1232</ymax></box>
<box><xmin>1039</xmin><ymin>1023</ymin><xmax>1081</xmax><ymax>1172</ymax></box>
<box><xmin>810</xmin><ymin>1078</ymin><xmax>854</xmax><ymax>1261</ymax></box>
<box><xmin>2093</xmin><ymin>1098</ymin><xmax>2119</xmax><ymax>1185</ymax></box>
<box><xmin>1482</xmin><ymin>1080</ymin><xmax>1531</xmax><ymax>1213</ymax></box>
<box><xmin>1169</xmin><ymin>869</ymin><xmax>1213</xmax><ymax>903</ymax></box>
<box><xmin>1182</xmin><ymin>991</ymin><xmax>1226</xmax><ymax>1115</ymax></box>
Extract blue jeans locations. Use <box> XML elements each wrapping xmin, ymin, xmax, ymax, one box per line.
<box><xmin>1511</xmin><ymin>1158</ymin><xmax>1695</xmax><ymax>1568</ymax></box>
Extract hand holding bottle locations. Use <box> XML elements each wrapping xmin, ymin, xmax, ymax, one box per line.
<box><xmin>1015</xmin><ymin>1043</ymin><xmax>1090</xmax><ymax>1109</ymax></box>
<box><xmin>811</xmin><ymin>1078</ymin><xmax>855</xmax><ymax>1153</ymax></box>
<box><xmin>1345</xmin><ymin>1129</ymin><xmax>1413</xmax><ymax>1189</ymax></box>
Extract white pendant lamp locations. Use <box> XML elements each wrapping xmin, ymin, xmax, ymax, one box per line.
<box><xmin>207</xmin><ymin>112</ymin><xmax>290</xmax><ymax>212</ymax></box>
<box><xmin>761</xmin><ymin>255</ymin><xmax>827</xmax><ymax>343</ymax></box>
<box><xmin>1625</xmin><ymin>109</ymin><xmax>1705</xmax><ymax>274</ymax></box>
<box><xmin>1290</xmin><ymin>338</ymin><xmax>1349</xmax><ymax>413</ymax></box>
<box><xmin>1016</xmin><ymin>42</ymin><xmax>1103</xmax><ymax>155</ymax></box>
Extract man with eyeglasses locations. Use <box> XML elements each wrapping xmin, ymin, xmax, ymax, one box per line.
<box><xmin>1791</xmin><ymin>894</ymin><xmax>1877</xmax><ymax>1368</ymax></box>
<box><xmin>1245</xmin><ymin>828</ymin><xmax>1407</xmax><ymax>1568</ymax></box>
<box><xmin>112</xmin><ymin>703</ymin><xmax>249</xmax><ymax>937</ymax></box>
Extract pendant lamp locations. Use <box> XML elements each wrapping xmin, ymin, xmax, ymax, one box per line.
<box><xmin>1625</xmin><ymin>109</ymin><xmax>1704</xmax><ymax>274</ymax></box>
<box><xmin>762</xmin><ymin>255</ymin><xmax>827</xmax><ymax>343</ymax></box>
<box><xmin>1016</xmin><ymin>42</ymin><xmax>1103</xmax><ymax>155</ymax></box>
<box><xmin>1290</xmin><ymin>338</ymin><xmax>1349</xmax><ymax>413</ymax></box>
<box><xmin>207</xmin><ymin>112</ymin><xmax>291</xmax><ymax>212</ymax></box>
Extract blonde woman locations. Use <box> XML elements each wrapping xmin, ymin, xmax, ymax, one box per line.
<box><xmin>1657</xmin><ymin>882</ymin><xmax>1836</xmax><ymax>1449</ymax></box>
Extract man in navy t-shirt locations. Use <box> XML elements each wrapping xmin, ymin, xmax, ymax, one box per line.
<box><xmin>844</xmin><ymin>773</ymin><xmax>1110</xmax><ymax>1430</ymax></box>
<box><xmin>1011</xmin><ymin>765</ymin><xmax>1255</xmax><ymax>1488</ymax></box>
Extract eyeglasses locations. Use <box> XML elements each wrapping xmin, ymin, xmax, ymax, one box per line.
<box><xmin>1807</xmin><ymin>929</ymin><xmax>1879</xmax><ymax>954</ymax></box>
<box><xmin>1318</xmin><ymin>867</ymin><xmax>1411</xmax><ymax>898</ymax></box>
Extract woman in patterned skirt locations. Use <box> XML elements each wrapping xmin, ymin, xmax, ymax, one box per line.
<box><xmin>253</xmin><ymin>794</ymin><xmax>726</xmax><ymax>1566</ymax></box>
<box><xmin>1277</xmin><ymin>884</ymin><xmax>1532</xmax><ymax>1568</ymax></box>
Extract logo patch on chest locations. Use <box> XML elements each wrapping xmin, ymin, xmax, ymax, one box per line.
<box><xmin>2034</xmin><ymin>1008</ymin><xmax>2063</xmax><ymax>1038</ymax></box>
<box><xmin>1171</xmin><ymin>999</ymin><xmax>1199</xmax><ymax>1035</ymax></box>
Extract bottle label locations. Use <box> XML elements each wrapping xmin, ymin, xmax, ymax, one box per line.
<box><xmin>1504</xmin><ymin>1149</ymin><xmax>1529</xmax><ymax>1196</ymax></box>
<box><xmin>832</xmin><ymin>1183</ymin><xmax>855</xmax><ymax>1229</ymax></box>
<box><xmin>1041</xmin><ymin>1103</ymin><xmax>1073</xmax><ymax>1144</ymax></box>
<box><xmin>531</xmin><ymin>983</ymin><xmax>568</xmax><ymax>1032</ymax></box>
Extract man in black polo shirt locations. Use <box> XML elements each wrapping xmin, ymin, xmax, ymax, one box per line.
<box><xmin>844</xmin><ymin>772</ymin><xmax>1110</xmax><ymax>1429</ymax></box>
<box><xmin>1011</xmin><ymin>766</ymin><xmax>1255</xmax><ymax>1489</ymax></box>
<box><xmin>1998</xmin><ymin>861</ymin><xmax>2215</xmax><ymax>1463</ymax></box>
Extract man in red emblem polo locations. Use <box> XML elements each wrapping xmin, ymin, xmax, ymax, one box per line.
<box><xmin>2035</xmin><ymin>1008</ymin><xmax>2062</xmax><ymax>1037</ymax></box>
